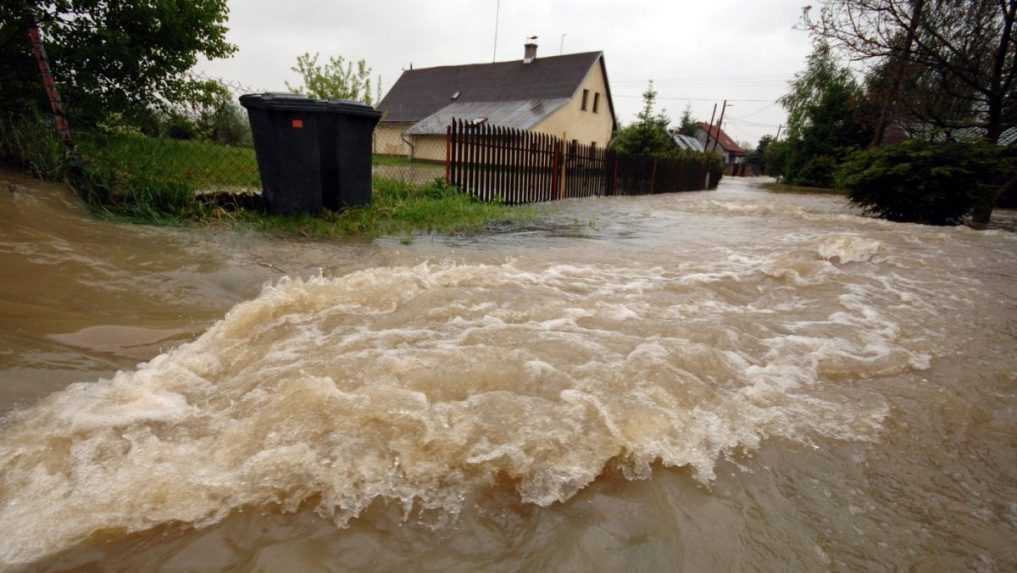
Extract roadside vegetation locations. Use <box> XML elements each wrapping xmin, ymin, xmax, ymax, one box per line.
<box><xmin>609</xmin><ymin>81</ymin><xmax>726</xmax><ymax>185</ymax></box>
<box><xmin>760</xmin><ymin>1</ymin><xmax>1017</xmax><ymax>226</ymax></box>
<box><xmin>0</xmin><ymin>115</ymin><xmax>532</xmax><ymax>236</ymax></box>
<box><xmin>0</xmin><ymin>2</ymin><xmax>531</xmax><ymax>238</ymax></box>
<box><xmin>232</xmin><ymin>178</ymin><xmax>533</xmax><ymax>238</ymax></box>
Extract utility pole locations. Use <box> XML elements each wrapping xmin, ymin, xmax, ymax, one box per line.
<box><xmin>703</xmin><ymin>103</ymin><xmax>718</xmax><ymax>189</ymax></box>
<box><xmin>492</xmin><ymin>0</ymin><xmax>501</xmax><ymax>62</ymax></box>
<box><xmin>711</xmin><ymin>100</ymin><xmax>728</xmax><ymax>154</ymax></box>
<box><xmin>775</xmin><ymin>124</ymin><xmax>783</xmax><ymax>140</ymax></box>
<box><xmin>703</xmin><ymin>103</ymin><xmax>720</xmax><ymax>140</ymax></box>
<box><xmin>560</xmin><ymin>33</ymin><xmax>567</xmax><ymax>54</ymax></box>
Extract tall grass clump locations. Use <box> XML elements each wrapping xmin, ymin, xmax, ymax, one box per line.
<box><xmin>0</xmin><ymin>113</ymin><xmax>66</xmax><ymax>180</ymax></box>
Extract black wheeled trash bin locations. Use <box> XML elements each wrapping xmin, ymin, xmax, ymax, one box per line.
<box><xmin>239</xmin><ymin>93</ymin><xmax>382</xmax><ymax>215</ymax></box>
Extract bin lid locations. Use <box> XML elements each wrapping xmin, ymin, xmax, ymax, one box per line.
<box><xmin>240</xmin><ymin>93</ymin><xmax>381</xmax><ymax>117</ymax></box>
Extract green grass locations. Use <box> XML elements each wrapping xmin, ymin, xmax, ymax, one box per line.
<box><xmin>226</xmin><ymin>177</ymin><xmax>535</xmax><ymax>238</ymax></box>
<box><xmin>77</xmin><ymin>132</ymin><xmax>262</xmax><ymax>191</ymax></box>
<box><xmin>3</xmin><ymin>122</ymin><xmax>534</xmax><ymax>236</ymax></box>
<box><xmin>760</xmin><ymin>181</ymin><xmax>847</xmax><ymax>195</ymax></box>
<box><xmin>76</xmin><ymin>134</ymin><xmax>436</xmax><ymax>191</ymax></box>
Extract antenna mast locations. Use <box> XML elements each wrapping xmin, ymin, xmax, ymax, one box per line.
<box><xmin>492</xmin><ymin>0</ymin><xmax>501</xmax><ymax>62</ymax></box>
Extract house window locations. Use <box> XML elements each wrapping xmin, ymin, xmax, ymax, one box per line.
<box><xmin>581</xmin><ymin>89</ymin><xmax>589</xmax><ymax>111</ymax></box>
<box><xmin>593</xmin><ymin>92</ymin><xmax>600</xmax><ymax>113</ymax></box>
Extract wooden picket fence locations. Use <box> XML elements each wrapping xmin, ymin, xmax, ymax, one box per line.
<box><xmin>445</xmin><ymin>118</ymin><xmax>719</xmax><ymax>204</ymax></box>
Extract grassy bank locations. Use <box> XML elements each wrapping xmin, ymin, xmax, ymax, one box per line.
<box><xmin>225</xmin><ymin>178</ymin><xmax>534</xmax><ymax>238</ymax></box>
<box><xmin>1</xmin><ymin>118</ymin><xmax>533</xmax><ymax>237</ymax></box>
<box><xmin>760</xmin><ymin>181</ymin><xmax>847</xmax><ymax>195</ymax></box>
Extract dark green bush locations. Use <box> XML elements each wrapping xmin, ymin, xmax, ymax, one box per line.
<box><xmin>836</xmin><ymin>141</ymin><xmax>1017</xmax><ymax>225</ymax></box>
<box><xmin>764</xmin><ymin>140</ymin><xmax>790</xmax><ymax>178</ymax></box>
<box><xmin>163</xmin><ymin>112</ymin><xmax>199</xmax><ymax>140</ymax></box>
<box><xmin>794</xmin><ymin>154</ymin><xmax>839</xmax><ymax>188</ymax></box>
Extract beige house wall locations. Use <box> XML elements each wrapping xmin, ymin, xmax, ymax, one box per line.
<box><xmin>374</xmin><ymin>123</ymin><xmax>413</xmax><ymax>156</ymax></box>
<box><xmin>534</xmin><ymin>58</ymin><xmax>615</xmax><ymax>147</ymax></box>
<box><xmin>375</xmin><ymin>124</ymin><xmax>446</xmax><ymax>162</ymax></box>
<box><xmin>410</xmin><ymin>135</ymin><xmax>446</xmax><ymax>162</ymax></box>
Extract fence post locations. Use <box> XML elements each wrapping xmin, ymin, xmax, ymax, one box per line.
<box><xmin>611</xmin><ymin>152</ymin><xmax>619</xmax><ymax>195</ymax></box>
<box><xmin>445</xmin><ymin>124</ymin><xmax>452</xmax><ymax>184</ymax></box>
<box><xmin>559</xmin><ymin>139</ymin><xmax>567</xmax><ymax>200</ymax></box>
<box><xmin>650</xmin><ymin>158</ymin><xmax>658</xmax><ymax>194</ymax></box>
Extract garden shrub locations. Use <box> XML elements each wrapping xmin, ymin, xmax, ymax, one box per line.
<box><xmin>794</xmin><ymin>154</ymin><xmax>840</xmax><ymax>188</ymax></box>
<box><xmin>836</xmin><ymin>141</ymin><xmax>1017</xmax><ymax>225</ymax></box>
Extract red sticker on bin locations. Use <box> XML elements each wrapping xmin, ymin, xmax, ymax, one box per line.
<box><xmin>292</xmin><ymin>119</ymin><xmax>304</xmax><ymax>128</ymax></box>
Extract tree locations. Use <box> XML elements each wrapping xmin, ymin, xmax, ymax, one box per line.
<box><xmin>745</xmin><ymin>134</ymin><xmax>776</xmax><ymax>174</ymax></box>
<box><xmin>286</xmin><ymin>52</ymin><xmax>376</xmax><ymax>104</ymax></box>
<box><xmin>610</xmin><ymin>81</ymin><xmax>675</xmax><ymax>156</ymax></box>
<box><xmin>677</xmin><ymin>104</ymin><xmax>698</xmax><ymax>136</ymax></box>
<box><xmin>777</xmin><ymin>41</ymin><xmax>873</xmax><ymax>187</ymax></box>
<box><xmin>0</xmin><ymin>0</ymin><xmax>236</xmax><ymax>125</ymax></box>
<box><xmin>805</xmin><ymin>0</ymin><xmax>1017</xmax><ymax>143</ymax></box>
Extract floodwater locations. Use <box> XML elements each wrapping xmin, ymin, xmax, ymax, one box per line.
<box><xmin>1</xmin><ymin>169</ymin><xmax>1016</xmax><ymax>572</ymax></box>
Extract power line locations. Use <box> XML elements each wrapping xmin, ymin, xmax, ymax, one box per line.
<box><xmin>613</xmin><ymin>73</ymin><xmax>794</xmax><ymax>83</ymax></box>
<box><xmin>724</xmin><ymin>118</ymin><xmax>783</xmax><ymax>128</ymax></box>
<box><xmin>614</xmin><ymin>94</ymin><xmax>776</xmax><ymax>103</ymax></box>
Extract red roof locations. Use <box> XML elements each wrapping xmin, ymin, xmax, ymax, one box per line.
<box><xmin>696</xmin><ymin>122</ymin><xmax>745</xmax><ymax>155</ymax></box>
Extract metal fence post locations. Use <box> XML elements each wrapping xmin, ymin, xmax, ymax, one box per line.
<box><xmin>25</xmin><ymin>10</ymin><xmax>74</xmax><ymax>150</ymax></box>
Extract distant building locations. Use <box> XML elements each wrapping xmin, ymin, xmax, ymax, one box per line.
<box><xmin>376</xmin><ymin>41</ymin><xmax>617</xmax><ymax>161</ymax></box>
<box><xmin>694</xmin><ymin>122</ymin><xmax>745</xmax><ymax>165</ymax></box>
<box><xmin>670</xmin><ymin>132</ymin><xmax>705</xmax><ymax>152</ymax></box>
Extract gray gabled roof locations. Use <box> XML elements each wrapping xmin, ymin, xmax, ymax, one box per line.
<box><xmin>378</xmin><ymin>51</ymin><xmax>610</xmax><ymax>124</ymax></box>
<box><xmin>406</xmin><ymin>99</ymin><xmax>571</xmax><ymax>135</ymax></box>
<box><xmin>999</xmin><ymin>126</ymin><xmax>1017</xmax><ymax>146</ymax></box>
<box><xmin>671</xmin><ymin>133</ymin><xmax>705</xmax><ymax>152</ymax></box>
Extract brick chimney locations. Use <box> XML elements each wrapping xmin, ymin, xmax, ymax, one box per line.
<box><xmin>523</xmin><ymin>37</ymin><xmax>538</xmax><ymax>63</ymax></box>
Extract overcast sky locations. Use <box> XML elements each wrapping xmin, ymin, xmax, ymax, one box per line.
<box><xmin>195</xmin><ymin>0</ymin><xmax>814</xmax><ymax>147</ymax></box>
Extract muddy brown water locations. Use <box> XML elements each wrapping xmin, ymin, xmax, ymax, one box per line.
<box><xmin>1</xmin><ymin>169</ymin><xmax>1015</xmax><ymax>572</ymax></box>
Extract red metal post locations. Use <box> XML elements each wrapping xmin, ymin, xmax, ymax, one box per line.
<box><xmin>26</xmin><ymin>13</ymin><xmax>73</xmax><ymax>148</ymax></box>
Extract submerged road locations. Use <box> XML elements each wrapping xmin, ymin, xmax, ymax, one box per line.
<box><xmin>1</xmin><ymin>171</ymin><xmax>1015</xmax><ymax>571</ymax></box>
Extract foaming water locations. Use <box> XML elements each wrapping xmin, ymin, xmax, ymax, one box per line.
<box><xmin>1</xmin><ymin>173</ymin><xmax>1016</xmax><ymax>571</ymax></box>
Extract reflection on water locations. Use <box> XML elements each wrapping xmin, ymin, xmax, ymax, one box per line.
<box><xmin>1</xmin><ymin>170</ymin><xmax>1015</xmax><ymax>572</ymax></box>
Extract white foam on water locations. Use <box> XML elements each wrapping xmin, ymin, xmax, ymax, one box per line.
<box><xmin>0</xmin><ymin>251</ymin><xmax>944</xmax><ymax>567</ymax></box>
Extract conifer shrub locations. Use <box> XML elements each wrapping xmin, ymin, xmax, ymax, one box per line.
<box><xmin>836</xmin><ymin>141</ymin><xmax>1017</xmax><ymax>225</ymax></box>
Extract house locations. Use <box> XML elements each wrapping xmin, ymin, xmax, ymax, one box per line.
<box><xmin>375</xmin><ymin>41</ymin><xmax>616</xmax><ymax>161</ymax></box>
<box><xmin>694</xmin><ymin>122</ymin><xmax>745</xmax><ymax>166</ymax></box>
<box><xmin>670</xmin><ymin>131</ymin><xmax>705</xmax><ymax>152</ymax></box>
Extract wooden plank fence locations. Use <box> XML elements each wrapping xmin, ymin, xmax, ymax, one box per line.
<box><xmin>446</xmin><ymin>118</ymin><xmax>719</xmax><ymax>203</ymax></box>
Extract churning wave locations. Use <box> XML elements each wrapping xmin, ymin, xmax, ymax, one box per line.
<box><xmin>0</xmin><ymin>240</ymin><xmax>937</xmax><ymax>567</ymax></box>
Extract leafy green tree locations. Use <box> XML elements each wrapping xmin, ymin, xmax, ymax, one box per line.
<box><xmin>610</xmin><ymin>81</ymin><xmax>675</xmax><ymax>156</ymax></box>
<box><xmin>0</xmin><ymin>0</ymin><xmax>236</xmax><ymax>126</ymax></box>
<box><xmin>778</xmin><ymin>41</ymin><xmax>872</xmax><ymax>186</ymax></box>
<box><xmin>764</xmin><ymin>139</ymin><xmax>791</xmax><ymax>178</ymax></box>
<box><xmin>286</xmin><ymin>52</ymin><xmax>376</xmax><ymax>104</ymax></box>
